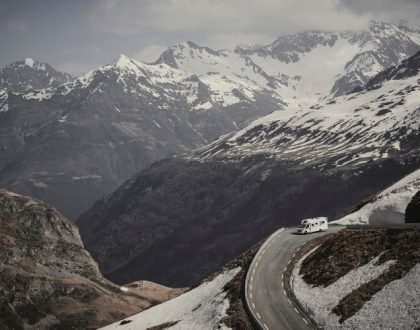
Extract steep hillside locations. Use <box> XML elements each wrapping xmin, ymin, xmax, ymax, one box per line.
<box><xmin>77</xmin><ymin>50</ymin><xmax>420</xmax><ymax>287</ymax></box>
<box><xmin>0</xmin><ymin>189</ymin><xmax>183</xmax><ymax>330</ymax></box>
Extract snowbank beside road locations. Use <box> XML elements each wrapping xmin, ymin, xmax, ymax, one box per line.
<box><xmin>333</xmin><ymin>169</ymin><xmax>420</xmax><ymax>225</ymax></box>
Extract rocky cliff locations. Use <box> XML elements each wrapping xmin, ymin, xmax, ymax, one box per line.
<box><xmin>0</xmin><ymin>188</ymin><xmax>183</xmax><ymax>329</ymax></box>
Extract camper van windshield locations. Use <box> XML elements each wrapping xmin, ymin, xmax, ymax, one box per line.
<box><xmin>298</xmin><ymin>224</ymin><xmax>306</xmax><ymax>228</ymax></box>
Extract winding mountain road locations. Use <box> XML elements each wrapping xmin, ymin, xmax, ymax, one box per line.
<box><xmin>245</xmin><ymin>226</ymin><xmax>344</xmax><ymax>330</ymax></box>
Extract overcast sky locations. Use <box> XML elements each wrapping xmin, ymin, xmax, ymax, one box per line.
<box><xmin>1</xmin><ymin>0</ymin><xmax>419</xmax><ymax>76</ymax></box>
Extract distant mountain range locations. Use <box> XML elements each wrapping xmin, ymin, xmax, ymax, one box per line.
<box><xmin>76</xmin><ymin>47</ymin><xmax>420</xmax><ymax>287</ymax></box>
<box><xmin>0</xmin><ymin>21</ymin><xmax>419</xmax><ymax>220</ymax></box>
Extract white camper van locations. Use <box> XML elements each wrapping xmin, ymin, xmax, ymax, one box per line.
<box><xmin>297</xmin><ymin>217</ymin><xmax>328</xmax><ymax>234</ymax></box>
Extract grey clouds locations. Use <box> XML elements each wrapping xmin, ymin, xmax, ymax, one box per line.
<box><xmin>1</xmin><ymin>0</ymin><xmax>419</xmax><ymax>75</ymax></box>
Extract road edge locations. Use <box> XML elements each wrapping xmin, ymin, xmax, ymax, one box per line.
<box><xmin>244</xmin><ymin>228</ymin><xmax>284</xmax><ymax>330</ymax></box>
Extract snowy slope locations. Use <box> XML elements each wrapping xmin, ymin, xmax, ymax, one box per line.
<box><xmin>189</xmin><ymin>52</ymin><xmax>420</xmax><ymax>172</ymax></box>
<box><xmin>333</xmin><ymin>169</ymin><xmax>420</xmax><ymax>225</ymax></box>
<box><xmin>100</xmin><ymin>267</ymin><xmax>240</xmax><ymax>330</ymax></box>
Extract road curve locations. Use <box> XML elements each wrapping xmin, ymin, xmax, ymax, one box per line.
<box><xmin>245</xmin><ymin>226</ymin><xmax>344</xmax><ymax>330</ymax></box>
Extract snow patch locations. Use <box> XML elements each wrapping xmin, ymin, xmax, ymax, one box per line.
<box><xmin>100</xmin><ymin>267</ymin><xmax>240</xmax><ymax>330</ymax></box>
<box><xmin>30</xmin><ymin>179</ymin><xmax>48</xmax><ymax>188</ymax></box>
<box><xmin>25</xmin><ymin>58</ymin><xmax>34</xmax><ymax>67</ymax></box>
<box><xmin>71</xmin><ymin>175</ymin><xmax>102</xmax><ymax>181</ymax></box>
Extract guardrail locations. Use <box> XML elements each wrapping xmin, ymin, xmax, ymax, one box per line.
<box><xmin>345</xmin><ymin>223</ymin><xmax>420</xmax><ymax>229</ymax></box>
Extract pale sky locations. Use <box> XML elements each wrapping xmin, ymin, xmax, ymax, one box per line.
<box><xmin>1</xmin><ymin>0</ymin><xmax>419</xmax><ymax>76</ymax></box>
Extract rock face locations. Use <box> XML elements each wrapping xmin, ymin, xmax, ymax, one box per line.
<box><xmin>0</xmin><ymin>188</ymin><xmax>182</xmax><ymax>330</ymax></box>
<box><xmin>405</xmin><ymin>190</ymin><xmax>420</xmax><ymax>223</ymax></box>
<box><xmin>0</xmin><ymin>58</ymin><xmax>73</xmax><ymax>93</ymax></box>
<box><xmin>77</xmin><ymin>50</ymin><xmax>420</xmax><ymax>287</ymax></box>
<box><xmin>1</xmin><ymin>22</ymin><xmax>419</xmax><ymax>220</ymax></box>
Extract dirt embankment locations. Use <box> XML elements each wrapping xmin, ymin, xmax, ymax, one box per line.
<box><xmin>299</xmin><ymin>228</ymin><xmax>420</xmax><ymax>322</ymax></box>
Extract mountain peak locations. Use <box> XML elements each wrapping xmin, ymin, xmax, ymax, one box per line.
<box><xmin>112</xmin><ymin>54</ymin><xmax>134</xmax><ymax>66</ymax></box>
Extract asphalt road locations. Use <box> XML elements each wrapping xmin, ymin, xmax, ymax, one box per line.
<box><xmin>245</xmin><ymin>226</ymin><xmax>344</xmax><ymax>330</ymax></box>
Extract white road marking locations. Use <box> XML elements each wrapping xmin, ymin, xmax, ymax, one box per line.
<box><xmin>282</xmin><ymin>281</ymin><xmax>284</xmax><ymax>288</ymax></box>
<box><xmin>257</xmin><ymin>312</ymin><xmax>261</xmax><ymax>319</ymax></box>
<box><xmin>252</xmin><ymin>268</ymin><xmax>255</xmax><ymax>274</ymax></box>
<box><xmin>294</xmin><ymin>307</ymin><xmax>299</xmax><ymax>314</ymax></box>
<box><xmin>261</xmin><ymin>249</ymin><xmax>266</xmax><ymax>255</ymax></box>
<box><xmin>284</xmin><ymin>267</ymin><xmax>287</xmax><ymax>273</ymax></box>
<box><xmin>256</xmin><ymin>261</ymin><xmax>259</xmax><ymax>267</ymax></box>
<box><xmin>288</xmin><ymin>299</ymin><xmax>292</xmax><ymax>304</ymax></box>
<box><xmin>303</xmin><ymin>319</ymin><xmax>308</xmax><ymax>324</ymax></box>
<box><xmin>281</xmin><ymin>273</ymin><xmax>284</xmax><ymax>280</ymax></box>
<box><xmin>250</xmin><ymin>293</ymin><xmax>253</xmax><ymax>299</ymax></box>
<box><xmin>251</xmin><ymin>275</ymin><xmax>254</xmax><ymax>282</ymax></box>
<box><xmin>252</xmin><ymin>302</ymin><xmax>255</xmax><ymax>308</ymax></box>
<box><xmin>263</xmin><ymin>324</ymin><xmax>269</xmax><ymax>330</ymax></box>
<box><xmin>288</xmin><ymin>260</ymin><xmax>291</xmax><ymax>265</ymax></box>
<box><xmin>258</xmin><ymin>255</ymin><xmax>262</xmax><ymax>261</ymax></box>
<box><xmin>250</xmin><ymin>284</ymin><xmax>253</xmax><ymax>290</ymax></box>
<box><xmin>283</xmin><ymin>289</ymin><xmax>286</xmax><ymax>295</ymax></box>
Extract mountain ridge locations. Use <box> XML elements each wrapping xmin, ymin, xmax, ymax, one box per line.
<box><xmin>0</xmin><ymin>58</ymin><xmax>73</xmax><ymax>93</ymax></box>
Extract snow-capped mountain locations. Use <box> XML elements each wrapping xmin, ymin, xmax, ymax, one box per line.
<box><xmin>156</xmin><ymin>21</ymin><xmax>420</xmax><ymax>104</ymax></box>
<box><xmin>1</xmin><ymin>21</ymin><xmax>419</xmax><ymax>221</ymax></box>
<box><xmin>76</xmin><ymin>50</ymin><xmax>420</xmax><ymax>287</ymax></box>
<box><xmin>0</xmin><ymin>58</ymin><xmax>73</xmax><ymax>93</ymax></box>
<box><xmin>0</xmin><ymin>54</ymin><xmax>275</xmax><ymax>219</ymax></box>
